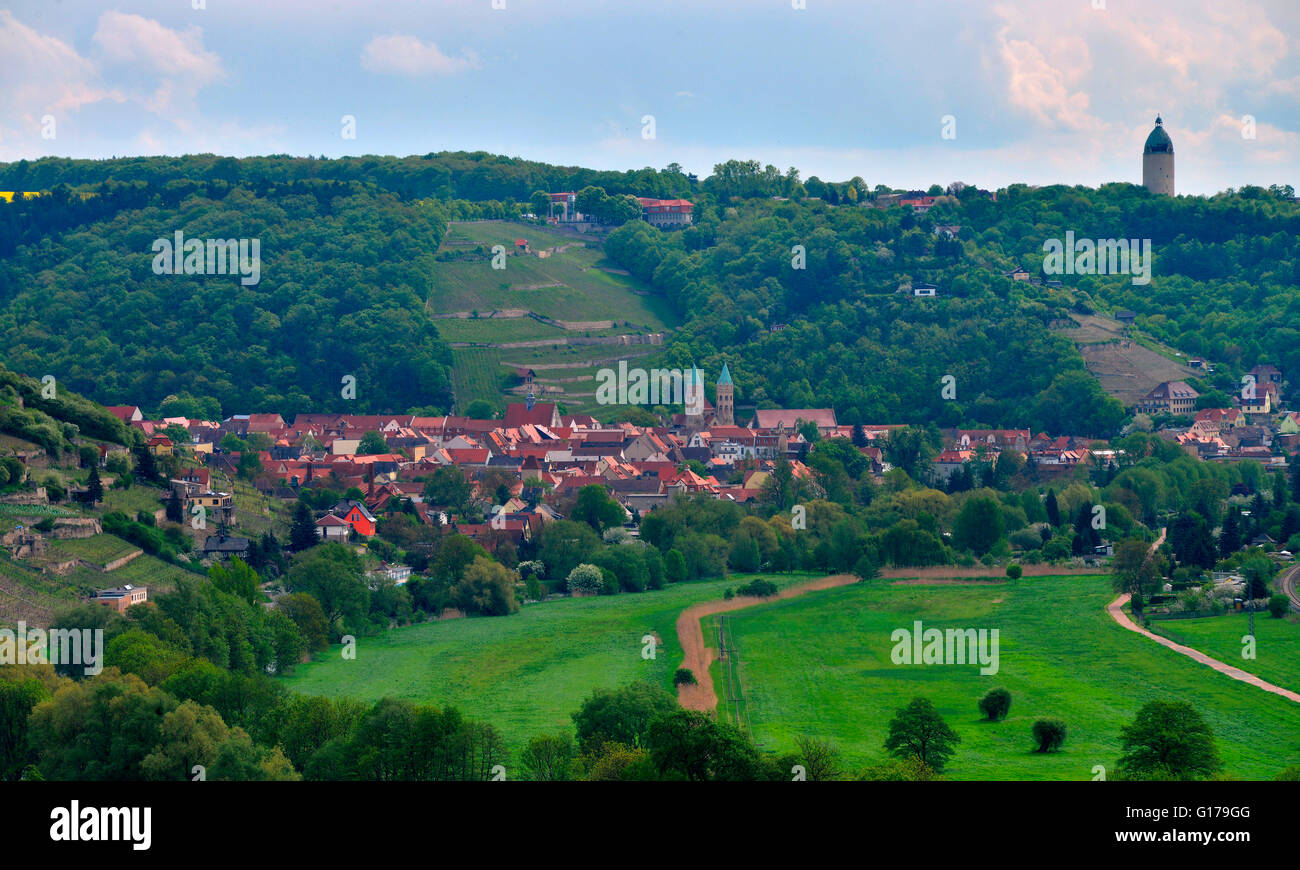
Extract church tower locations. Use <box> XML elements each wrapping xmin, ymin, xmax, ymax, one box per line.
<box><xmin>716</xmin><ymin>362</ymin><xmax>734</xmax><ymax>426</ymax></box>
<box><xmin>1142</xmin><ymin>115</ymin><xmax>1174</xmax><ymax>196</ymax></box>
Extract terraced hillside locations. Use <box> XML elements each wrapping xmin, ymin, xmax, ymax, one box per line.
<box><xmin>431</xmin><ymin>220</ymin><xmax>678</xmax><ymax>414</ymax></box>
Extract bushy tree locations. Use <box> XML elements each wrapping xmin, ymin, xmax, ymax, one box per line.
<box><xmin>1032</xmin><ymin>719</ymin><xmax>1067</xmax><ymax>753</ymax></box>
<box><xmin>978</xmin><ymin>687</ymin><xmax>1011</xmax><ymax>721</ymax></box>
<box><xmin>883</xmin><ymin>697</ymin><xmax>960</xmax><ymax>771</ymax></box>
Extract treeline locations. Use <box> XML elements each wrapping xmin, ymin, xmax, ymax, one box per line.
<box><xmin>944</xmin><ymin>182</ymin><xmax>1300</xmax><ymax>399</ymax></box>
<box><xmin>0</xmin><ymin>183</ymin><xmax>455</xmax><ymax>417</ymax></box>
<box><xmin>0</xmin><ymin>152</ymin><xmax>696</xmax><ymax>205</ymax></box>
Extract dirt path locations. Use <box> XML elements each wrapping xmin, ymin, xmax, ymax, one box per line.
<box><xmin>1105</xmin><ymin>528</ymin><xmax>1300</xmax><ymax>704</ymax></box>
<box><xmin>675</xmin><ymin>575</ymin><xmax>858</xmax><ymax>711</ymax></box>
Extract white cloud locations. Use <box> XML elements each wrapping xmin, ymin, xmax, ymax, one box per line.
<box><xmin>0</xmin><ymin>10</ymin><xmax>123</xmax><ymax>155</ymax></box>
<box><xmin>92</xmin><ymin>11</ymin><xmax>225</xmax><ymax>116</ymax></box>
<box><xmin>360</xmin><ymin>35</ymin><xmax>478</xmax><ymax>77</ymax></box>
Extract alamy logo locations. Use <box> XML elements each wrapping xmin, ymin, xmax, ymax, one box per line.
<box><xmin>890</xmin><ymin>620</ymin><xmax>1000</xmax><ymax>675</ymax></box>
<box><xmin>151</xmin><ymin>231</ymin><xmax>261</xmax><ymax>285</ymax></box>
<box><xmin>0</xmin><ymin>623</ymin><xmax>103</xmax><ymax>676</ymax></box>
<box><xmin>595</xmin><ymin>362</ymin><xmax>705</xmax><ymax>415</ymax></box>
<box><xmin>50</xmin><ymin>801</ymin><xmax>151</xmax><ymax>851</ymax></box>
<box><xmin>1042</xmin><ymin>231</ymin><xmax>1151</xmax><ymax>286</ymax></box>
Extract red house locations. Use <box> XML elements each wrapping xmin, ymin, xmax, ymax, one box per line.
<box><xmin>332</xmin><ymin>500</ymin><xmax>376</xmax><ymax>537</ymax></box>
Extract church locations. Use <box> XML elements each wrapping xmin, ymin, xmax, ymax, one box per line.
<box><xmin>1142</xmin><ymin>115</ymin><xmax>1174</xmax><ymax>196</ymax></box>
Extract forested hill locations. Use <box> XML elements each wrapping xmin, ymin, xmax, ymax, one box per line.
<box><xmin>603</xmin><ymin>181</ymin><xmax>1300</xmax><ymax>435</ymax></box>
<box><xmin>0</xmin><ymin>152</ymin><xmax>695</xmax><ymax>204</ymax></box>
<box><xmin>1</xmin><ymin>153</ymin><xmax>1295</xmax><ymax>430</ymax></box>
<box><xmin>0</xmin><ymin>180</ymin><xmax>454</xmax><ymax>417</ymax></box>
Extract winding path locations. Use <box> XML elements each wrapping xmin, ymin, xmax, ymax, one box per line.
<box><xmin>675</xmin><ymin>575</ymin><xmax>858</xmax><ymax>711</ymax></box>
<box><xmin>1105</xmin><ymin>528</ymin><xmax>1300</xmax><ymax>704</ymax></box>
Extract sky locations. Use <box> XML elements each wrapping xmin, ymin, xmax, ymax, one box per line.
<box><xmin>2</xmin><ymin>0</ymin><xmax>1298</xmax><ymax>194</ymax></box>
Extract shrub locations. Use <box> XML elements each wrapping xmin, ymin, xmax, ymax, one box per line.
<box><xmin>978</xmin><ymin>687</ymin><xmax>1012</xmax><ymax>721</ymax></box>
<box><xmin>1268</xmin><ymin>594</ymin><xmax>1290</xmax><ymax>619</ymax></box>
<box><xmin>1005</xmin><ymin>564</ymin><xmax>1023</xmax><ymax>579</ymax></box>
<box><xmin>736</xmin><ymin>578</ymin><xmax>777</xmax><ymax>598</ymax></box>
<box><xmin>1032</xmin><ymin>719</ymin><xmax>1067</xmax><ymax>752</ymax></box>
<box><xmin>673</xmin><ymin>668</ymin><xmax>697</xmax><ymax>687</ymax></box>
<box><xmin>565</xmin><ymin>563</ymin><xmax>604</xmax><ymax>595</ymax></box>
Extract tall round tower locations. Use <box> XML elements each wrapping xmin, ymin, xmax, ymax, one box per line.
<box><xmin>1142</xmin><ymin>115</ymin><xmax>1174</xmax><ymax>196</ymax></box>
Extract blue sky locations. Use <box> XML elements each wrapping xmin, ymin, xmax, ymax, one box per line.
<box><xmin>3</xmin><ymin>0</ymin><xmax>1298</xmax><ymax>194</ymax></box>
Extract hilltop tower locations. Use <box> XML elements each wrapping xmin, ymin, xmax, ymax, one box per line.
<box><xmin>1142</xmin><ymin>115</ymin><xmax>1174</xmax><ymax>196</ymax></box>
<box><xmin>716</xmin><ymin>362</ymin><xmax>734</xmax><ymax>426</ymax></box>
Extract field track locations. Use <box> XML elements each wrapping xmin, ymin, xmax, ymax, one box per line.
<box><xmin>1106</xmin><ymin>528</ymin><xmax>1300</xmax><ymax>704</ymax></box>
<box><xmin>675</xmin><ymin>575</ymin><xmax>859</xmax><ymax>711</ymax></box>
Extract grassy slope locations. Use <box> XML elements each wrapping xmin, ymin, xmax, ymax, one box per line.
<box><xmin>281</xmin><ymin>573</ymin><xmax>815</xmax><ymax>753</ymax></box>
<box><xmin>1149</xmin><ymin>611</ymin><xmax>1300</xmax><ymax>694</ymax></box>
<box><xmin>722</xmin><ymin>575</ymin><xmax>1300</xmax><ymax>780</ymax></box>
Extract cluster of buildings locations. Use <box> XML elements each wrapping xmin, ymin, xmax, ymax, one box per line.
<box><xmin>1137</xmin><ymin>365</ymin><xmax>1296</xmax><ymax>466</ymax></box>
<box><xmin>95</xmin><ymin>356</ymin><xmax>1296</xmax><ymax>560</ymax></box>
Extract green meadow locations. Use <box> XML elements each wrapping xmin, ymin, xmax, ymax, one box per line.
<box><xmin>1150</xmin><ymin>611</ymin><xmax>1300</xmax><ymax>694</ymax></box>
<box><xmin>718</xmin><ymin>575</ymin><xmax>1300</xmax><ymax>780</ymax></box>
<box><xmin>281</xmin><ymin>574</ymin><xmax>815</xmax><ymax>754</ymax></box>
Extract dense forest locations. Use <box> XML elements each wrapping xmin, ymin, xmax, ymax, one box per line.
<box><xmin>603</xmin><ymin>177</ymin><xmax>1299</xmax><ymax>434</ymax></box>
<box><xmin>0</xmin><ymin>180</ymin><xmax>454</xmax><ymax>416</ymax></box>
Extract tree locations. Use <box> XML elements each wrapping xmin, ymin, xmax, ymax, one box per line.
<box><xmin>1240</xmin><ymin>554</ymin><xmax>1275</xmax><ymax>600</ymax></box>
<box><xmin>673</xmin><ymin>668</ymin><xmax>697</xmax><ymax>687</ymax></box>
<box><xmin>883</xmin><ymin>697</ymin><xmax>960</xmax><ymax>771</ymax></box>
<box><xmin>275</xmin><ymin>593</ymin><xmax>330</xmax><ymax>651</ymax></box>
<box><xmin>165</xmin><ymin>487</ymin><xmax>182</xmax><ymax>523</ymax></box>
<box><xmin>1117</xmin><ymin>701</ymin><xmax>1221</xmax><ymax>780</ymax></box>
<box><xmin>450</xmin><ymin>556</ymin><xmax>519</xmax><ymax>616</ymax></box>
<box><xmin>1112</xmin><ymin>538</ymin><xmax>1160</xmax><ymax>597</ymax></box>
<box><xmin>357</xmin><ymin>431</ymin><xmax>388</xmax><ymax>455</ymax></box>
<box><xmin>86</xmin><ymin>466</ymin><xmax>103</xmax><ymax>504</ymax></box>
<box><xmin>287</xmin><ymin>543</ymin><xmax>369</xmax><ymax>638</ymax></box>
<box><xmin>521</xmin><ymin>732</ymin><xmax>574</xmax><ymax>782</ymax></box>
<box><xmin>236</xmin><ymin>451</ymin><xmax>262</xmax><ymax>481</ymax></box>
<box><xmin>664</xmin><ymin>548</ymin><xmax>687</xmax><ymax>583</ymax></box>
<box><xmin>794</xmin><ymin>736</ymin><xmax>841</xmax><ymax>781</ymax></box>
<box><xmin>1219</xmin><ymin>506</ymin><xmax>1242</xmax><ymax>557</ymax></box>
<box><xmin>1045</xmin><ymin>488</ymin><xmax>1061</xmax><ymax>527</ymax></box>
<box><xmin>571</xmin><ymin>484</ymin><xmax>624</xmax><ymax>532</ymax></box>
<box><xmin>132</xmin><ymin>445</ymin><xmax>158</xmax><ymax>483</ymax></box>
<box><xmin>954</xmin><ymin>494</ymin><xmax>1004</xmax><ymax>556</ymax></box>
<box><xmin>978</xmin><ymin>687</ymin><xmax>1011</xmax><ymax>721</ymax></box>
<box><xmin>1169</xmin><ymin>512</ymin><xmax>1216</xmax><ymax>569</ymax></box>
<box><xmin>566</xmin><ymin>563</ymin><xmax>604</xmax><ymax>595</ymax></box>
<box><xmin>571</xmin><ymin>682</ymin><xmax>676</xmax><ymax>754</ymax></box>
<box><xmin>289</xmin><ymin>500</ymin><xmax>318</xmax><ymax>552</ymax></box>
<box><xmin>208</xmin><ymin>557</ymin><xmax>262</xmax><ymax>606</ymax></box>
<box><xmin>423</xmin><ymin>466</ymin><xmax>472</xmax><ymax>514</ymax></box>
<box><xmin>645</xmin><ymin>709</ymin><xmax>761</xmax><ymax>782</ymax></box>
<box><xmin>1032</xmin><ymin>719</ymin><xmax>1067</xmax><ymax>753</ymax></box>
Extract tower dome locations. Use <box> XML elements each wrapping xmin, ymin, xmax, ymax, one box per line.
<box><xmin>1143</xmin><ymin>116</ymin><xmax>1174</xmax><ymax>154</ymax></box>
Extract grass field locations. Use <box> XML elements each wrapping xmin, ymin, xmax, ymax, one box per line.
<box><xmin>430</xmin><ymin>222</ymin><xmax>672</xmax><ymax>326</ymax></box>
<box><xmin>45</xmin><ymin>533</ymin><xmax>140</xmax><ymax>565</ymax></box>
<box><xmin>718</xmin><ymin>575</ymin><xmax>1300</xmax><ymax>779</ymax></box>
<box><xmin>449</xmin><ymin>342</ymin><xmax>661</xmax><ymax>415</ymax></box>
<box><xmin>281</xmin><ymin>573</ymin><xmax>816</xmax><ymax>753</ymax></box>
<box><xmin>1149</xmin><ymin>611</ymin><xmax>1300</xmax><ymax>694</ymax></box>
